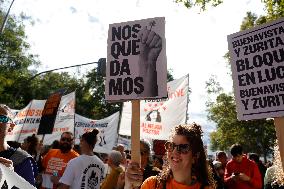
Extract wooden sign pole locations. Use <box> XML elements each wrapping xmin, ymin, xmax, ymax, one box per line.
<box><xmin>131</xmin><ymin>100</ymin><xmax>140</xmax><ymax>163</ymax></box>
<box><xmin>274</xmin><ymin>117</ymin><xmax>284</xmax><ymax>171</ymax></box>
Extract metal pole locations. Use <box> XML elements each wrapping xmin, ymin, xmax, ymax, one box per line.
<box><xmin>13</xmin><ymin>58</ymin><xmax>106</xmax><ymax>107</ymax></box>
<box><xmin>28</xmin><ymin>61</ymin><xmax>101</xmax><ymax>81</ymax></box>
<box><xmin>0</xmin><ymin>0</ymin><xmax>15</xmax><ymax>35</ymax></box>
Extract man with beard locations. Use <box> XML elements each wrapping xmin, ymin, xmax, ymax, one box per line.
<box><xmin>41</xmin><ymin>132</ymin><xmax>79</xmax><ymax>189</ymax></box>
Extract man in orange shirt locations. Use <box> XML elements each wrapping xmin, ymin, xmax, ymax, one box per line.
<box><xmin>41</xmin><ymin>132</ymin><xmax>79</xmax><ymax>189</ymax></box>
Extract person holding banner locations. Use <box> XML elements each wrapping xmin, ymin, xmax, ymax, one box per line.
<box><xmin>0</xmin><ymin>104</ymin><xmax>38</xmax><ymax>186</ymax></box>
<box><xmin>124</xmin><ymin>123</ymin><xmax>215</xmax><ymax>189</ymax></box>
<box><xmin>58</xmin><ymin>129</ymin><xmax>105</xmax><ymax>189</ymax></box>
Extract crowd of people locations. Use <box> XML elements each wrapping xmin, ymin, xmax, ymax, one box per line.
<box><xmin>0</xmin><ymin>104</ymin><xmax>283</xmax><ymax>189</ymax></box>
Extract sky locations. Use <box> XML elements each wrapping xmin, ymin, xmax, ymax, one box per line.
<box><xmin>5</xmin><ymin>0</ymin><xmax>266</xmax><ymax>148</ymax></box>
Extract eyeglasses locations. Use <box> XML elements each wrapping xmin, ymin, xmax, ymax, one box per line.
<box><xmin>61</xmin><ymin>137</ymin><xmax>73</xmax><ymax>142</ymax></box>
<box><xmin>0</xmin><ymin>115</ymin><xmax>12</xmax><ymax>124</ymax></box>
<box><xmin>164</xmin><ymin>141</ymin><xmax>191</xmax><ymax>154</ymax></box>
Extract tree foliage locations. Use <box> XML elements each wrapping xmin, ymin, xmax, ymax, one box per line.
<box><xmin>176</xmin><ymin>0</ymin><xmax>284</xmax><ymax>15</ymax></box>
<box><xmin>175</xmin><ymin>0</ymin><xmax>223</xmax><ymax>10</ymax></box>
<box><xmin>0</xmin><ymin>5</ymin><xmax>39</xmax><ymax>108</ymax></box>
<box><xmin>207</xmin><ymin>92</ymin><xmax>276</xmax><ymax>161</ymax></box>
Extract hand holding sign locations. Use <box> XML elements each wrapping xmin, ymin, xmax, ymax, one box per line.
<box><xmin>124</xmin><ymin>161</ymin><xmax>143</xmax><ymax>189</ymax></box>
<box><xmin>138</xmin><ymin>24</ymin><xmax>162</xmax><ymax>97</ymax></box>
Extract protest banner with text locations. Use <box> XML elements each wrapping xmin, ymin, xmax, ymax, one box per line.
<box><xmin>7</xmin><ymin>92</ymin><xmax>75</xmax><ymax>144</ymax></box>
<box><xmin>75</xmin><ymin>112</ymin><xmax>120</xmax><ymax>154</ymax></box>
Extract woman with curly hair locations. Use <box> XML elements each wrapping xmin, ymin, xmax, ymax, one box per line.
<box><xmin>125</xmin><ymin>123</ymin><xmax>215</xmax><ymax>189</ymax></box>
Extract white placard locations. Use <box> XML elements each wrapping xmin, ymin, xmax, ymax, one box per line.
<box><xmin>228</xmin><ymin>17</ymin><xmax>284</xmax><ymax>120</ymax></box>
<box><xmin>106</xmin><ymin>17</ymin><xmax>167</xmax><ymax>101</ymax></box>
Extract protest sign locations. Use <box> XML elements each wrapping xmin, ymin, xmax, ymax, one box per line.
<box><xmin>119</xmin><ymin>75</ymin><xmax>189</xmax><ymax>139</ymax></box>
<box><xmin>0</xmin><ymin>163</ymin><xmax>36</xmax><ymax>189</ymax></box>
<box><xmin>228</xmin><ymin>18</ymin><xmax>284</xmax><ymax>120</ymax></box>
<box><xmin>38</xmin><ymin>90</ymin><xmax>65</xmax><ymax>135</ymax></box>
<box><xmin>43</xmin><ymin>91</ymin><xmax>75</xmax><ymax>145</ymax></box>
<box><xmin>106</xmin><ymin>17</ymin><xmax>167</xmax><ymax>101</ymax></box>
<box><xmin>74</xmin><ymin>112</ymin><xmax>120</xmax><ymax>154</ymax></box>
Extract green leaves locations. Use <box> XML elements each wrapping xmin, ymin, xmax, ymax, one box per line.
<box><xmin>175</xmin><ymin>0</ymin><xmax>223</xmax><ymax>11</ymax></box>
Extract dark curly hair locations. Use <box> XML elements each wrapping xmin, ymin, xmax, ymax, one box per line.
<box><xmin>156</xmin><ymin>123</ymin><xmax>216</xmax><ymax>188</ymax></box>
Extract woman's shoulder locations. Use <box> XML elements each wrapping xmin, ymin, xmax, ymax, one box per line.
<box><xmin>141</xmin><ymin>176</ymin><xmax>159</xmax><ymax>189</ymax></box>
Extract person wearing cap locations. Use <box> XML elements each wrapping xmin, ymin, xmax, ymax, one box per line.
<box><xmin>101</xmin><ymin>150</ymin><xmax>124</xmax><ymax>189</ymax></box>
<box><xmin>0</xmin><ymin>104</ymin><xmax>38</xmax><ymax>186</ymax></box>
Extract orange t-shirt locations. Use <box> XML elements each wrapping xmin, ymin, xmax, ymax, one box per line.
<box><xmin>42</xmin><ymin>149</ymin><xmax>79</xmax><ymax>177</ymax></box>
<box><xmin>141</xmin><ymin>176</ymin><xmax>212</xmax><ymax>189</ymax></box>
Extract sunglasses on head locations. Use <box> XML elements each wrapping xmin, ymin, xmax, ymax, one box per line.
<box><xmin>61</xmin><ymin>137</ymin><xmax>73</xmax><ymax>142</ymax></box>
<box><xmin>0</xmin><ymin>115</ymin><xmax>12</xmax><ymax>124</ymax></box>
<box><xmin>164</xmin><ymin>141</ymin><xmax>191</xmax><ymax>154</ymax></box>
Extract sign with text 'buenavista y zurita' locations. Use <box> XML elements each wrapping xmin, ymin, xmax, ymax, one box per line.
<box><xmin>106</xmin><ymin>17</ymin><xmax>167</xmax><ymax>101</ymax></box>
<box><xmin>228</xmin><ymin>17</ymin><xmax>284</xmax><ymax>120</ymax></box>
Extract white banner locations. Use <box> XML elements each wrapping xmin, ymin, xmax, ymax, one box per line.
<box><xmin>7</xmin><ymin>100</ymin><xmax>45</xmax><ymax>142</ymax></box>
<box><xmin>106</xmin><ymin>17</ymin><xmax>167</xmax><ymax>101</ymax></box>
<box><xmin>75</xmin><ymin>112</ymin><xmax>120</xmax><ymax>154</ymax></box>
<box><xmin>7</xmin><ymin>92</ymin><xmax>75</xmax><ymax>145</ymax></box>
<box><xmin>228</xmin><ymin>17</ymin><xmax>284</xmax><ymax>120</ymax></box>
<box><xmin>117</xmin><ymin>135</ymin><xmax>131</xmax><ymax>150</ymax></box>
<box><xmin>119</xmin><ymin>75</ymin><xmax>189</xmax><ymax>140</ymax></box>
<box><xmin>0</xmin><ymin>164</ymin><xmax>36</xmax><ymax>189</ymax></box>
